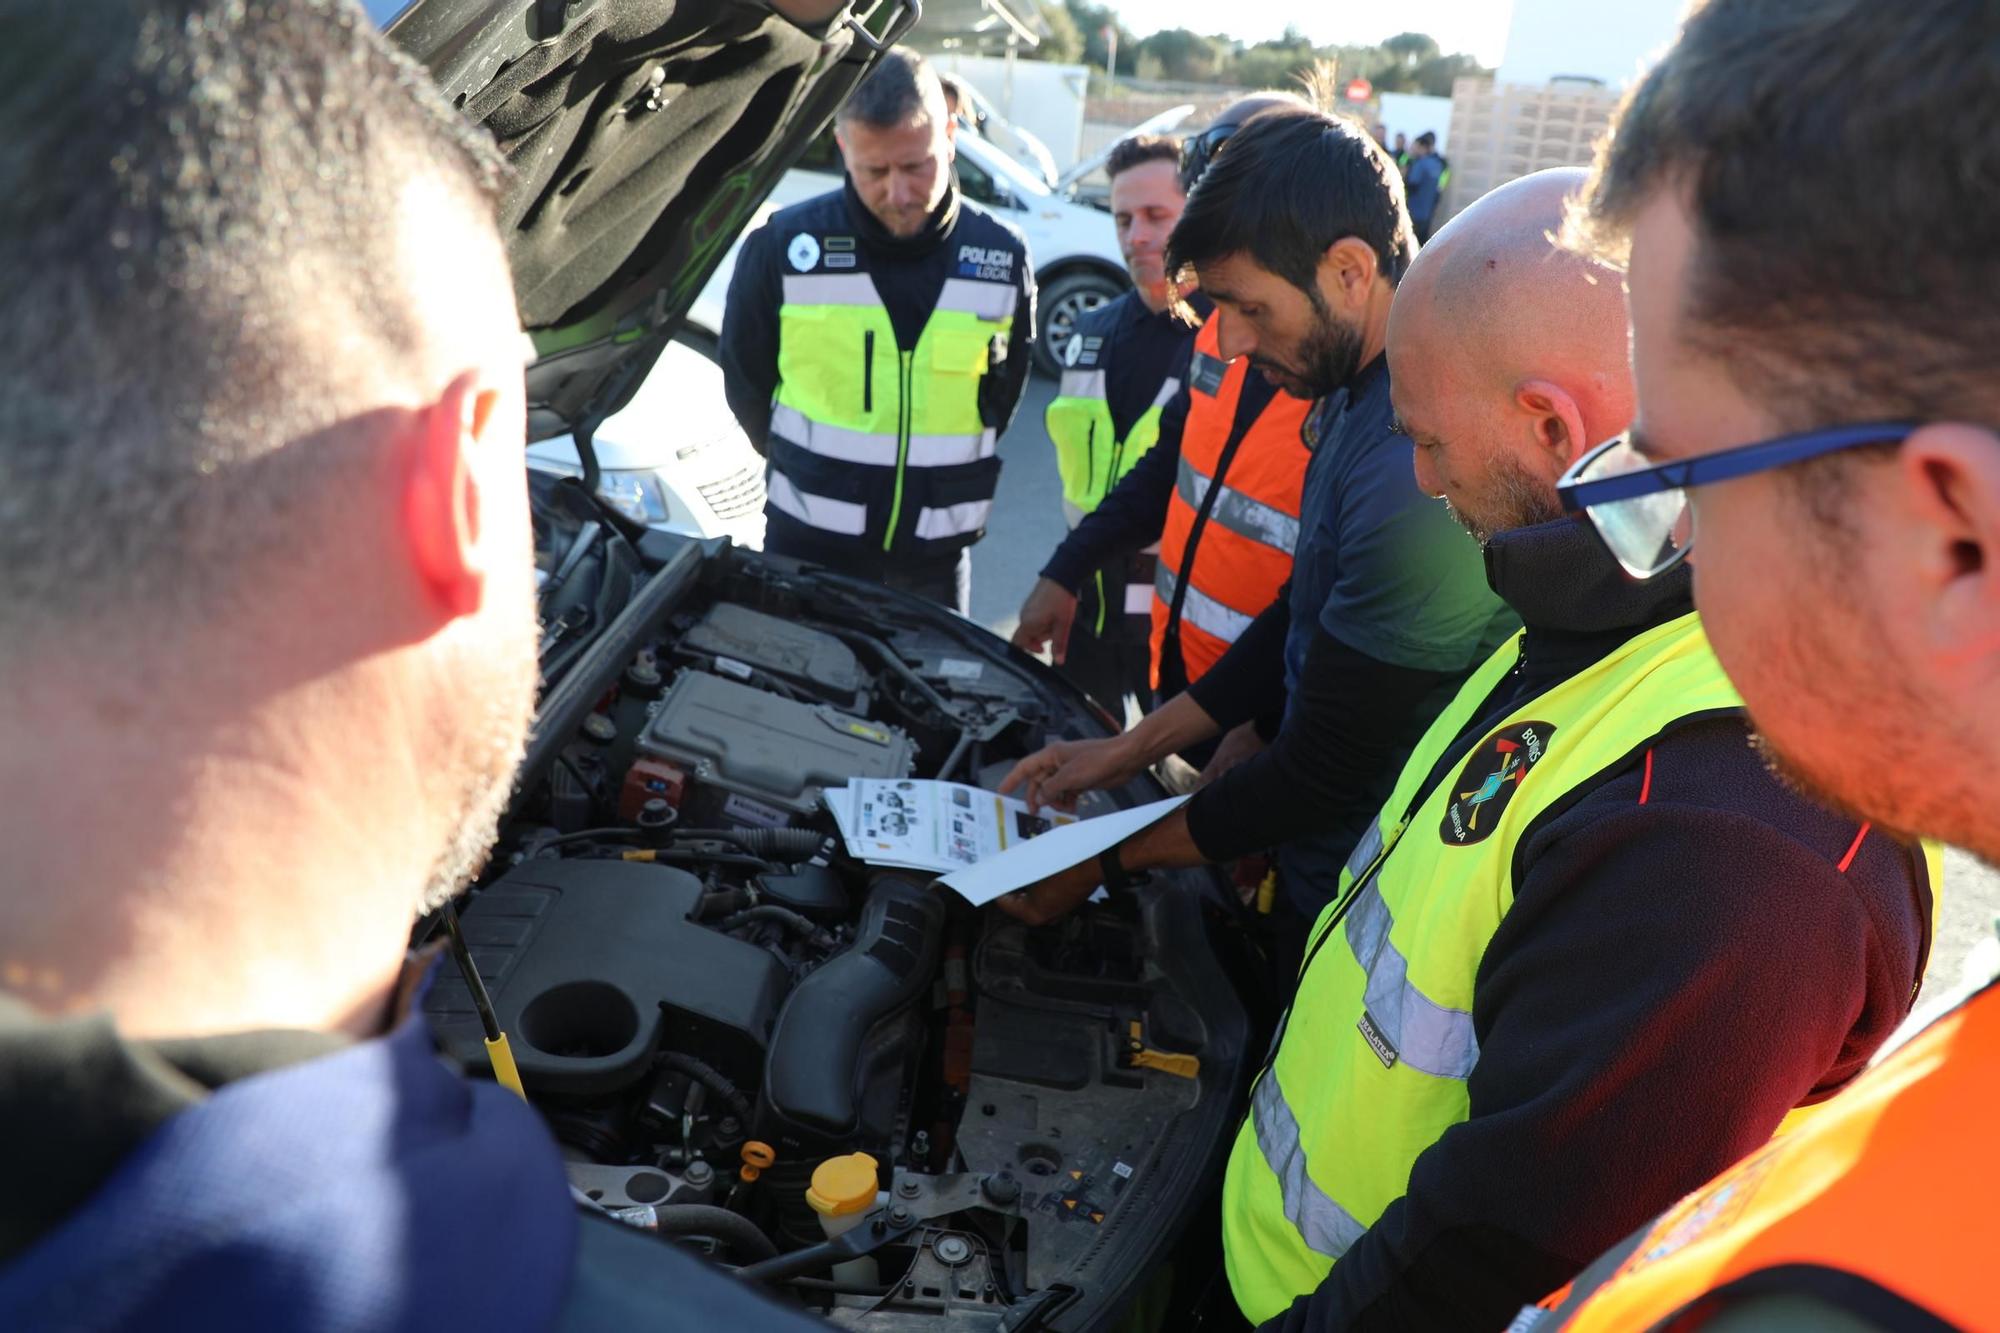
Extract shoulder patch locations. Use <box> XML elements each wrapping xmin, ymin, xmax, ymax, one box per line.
<box><xmin>957</xmin><ymin>244</ymin><xmax>1016</xmax><ymax>282</ymax></box>
<box><xmin>1439</xmin><ymin>721</ymin><xmax>1557</xmax><ymax>846</ymax></box>
<box><xmin>787</xmin><ymin>233</ymin><xmax>821</xmax><ymax>272</ymax></box>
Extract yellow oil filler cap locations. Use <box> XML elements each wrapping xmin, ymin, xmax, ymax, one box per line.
<box><xmin>806</xmin><ymin>1152</ymin><xmax>879</xmax><ymax>1217</ymax></box>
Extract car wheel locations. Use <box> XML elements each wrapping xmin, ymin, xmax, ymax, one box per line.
<box><xmin>1034</xmin><ymin>269</ymin><xmax>1125</xmax><ymax>378</ymax></box>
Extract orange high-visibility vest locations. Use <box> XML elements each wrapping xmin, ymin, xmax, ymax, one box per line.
<box><xmin>1528</xmin><ymin>976</ymin><xmax>2000</xmax><ymax>1332</ymax></box>
<box><xmin>1149</xmin><ymin>313</ymin><xmax>1312</xmax><ymax>688</ymax></box>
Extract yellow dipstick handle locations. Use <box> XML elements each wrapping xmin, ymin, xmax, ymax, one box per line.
<box><xmin>485</xmin><ymin>1032</ymin><xmax>527</xmax><ymax>1099</ymax></box>
<box><xmin>1127</xmin><ymin>1021</ymin><xmax>1201</xmax><ymax>1079</ymax></box>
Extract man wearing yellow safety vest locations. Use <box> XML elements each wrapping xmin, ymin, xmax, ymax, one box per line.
<box><xmin>1011</xmin><ymin>166</ymin><xmax>1936</xmax><ymax>1332</ymax></box>
<box><xmin>1012</xmin><ymin>94</ymin><xmax>1315</xmax><ymax>725</ymax></box>
<box><xmin>1015</xmin><ymin>134</ymin><xmax>1199</xmax><ymax>719</ymax></box>
<box><xmin>1523</xmin><ymin>3</ymin><xmax>1998</xmax><ymax>1329</ymax></box>
<box><xmin>721</xmin><ymin>50</ymin><xmax>1035</xmax><ymax>615</ymax></box>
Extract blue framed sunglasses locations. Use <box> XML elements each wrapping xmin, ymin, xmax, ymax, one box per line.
<box><xmin>1556</xmin><ymin>421</ymin><xmax>1918</xmax><ymax>579</ymax></box>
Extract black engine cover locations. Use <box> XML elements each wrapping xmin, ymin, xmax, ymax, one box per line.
<box><xmin>426</xmin><ymin>859</ymin><xmax>787</xmax><ymax>1097</ymax></box>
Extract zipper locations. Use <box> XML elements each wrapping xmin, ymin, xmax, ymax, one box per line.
<box><xmin>881</xmin><ymin>349</ymin><xmax>914</xmax><ymax>552</ymax></box>
<box><xmin>862</xmin><ymin>330</ymin><xmax>875</xmax><ymax>414</ymax></box>
<box><xmin>1085</xmin><ymin>420</ymin><xmax>1098</xmax><ymax>502</ymax></box>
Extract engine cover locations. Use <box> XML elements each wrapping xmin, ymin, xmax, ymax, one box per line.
<box><xmin>425</xmin><ymin>859</ymin><xmax>787</xmax><ymax>1097</ymax></box>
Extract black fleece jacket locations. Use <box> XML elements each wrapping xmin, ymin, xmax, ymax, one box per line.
<box><xmin>1257</xmin><ymin>518</ymin><xmax>1934</xmax><ymax>1333</ymax></box>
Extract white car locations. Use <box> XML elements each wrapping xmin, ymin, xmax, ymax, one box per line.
<box><xmin>691</xmin><ymin>116</ymin><xmax>1190</xmax><ymax>377</ymax></box>
<box><xmin>526</xmin><ymin>338</ymin><xmax>768</xmax><ymax>547</ymax></box>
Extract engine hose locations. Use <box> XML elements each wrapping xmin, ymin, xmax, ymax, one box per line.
<box><xmin>671</xmin><ymin>827</ymin><xmax>825</xmax><ymax>862</ymax></box>
<box><xmin>654</xmin><ymin>1051</ymin><xmax>755</xmax><ymax>1125</ymax></box>
<box><xmin>720</xmin><ymin>905</ymin><xmax>831</xmax><ymax>946</ymax></box>
<box><xmin>649</xmin><ymin>1204</ymin><xmax>778</xmax><ymax>1261</ymax></box>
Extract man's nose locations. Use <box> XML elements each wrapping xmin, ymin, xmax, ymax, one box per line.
<box><xmin>1411</xmin><ymin>440</ymin><xmax>1442</xmax><ymax>499</ymax></box>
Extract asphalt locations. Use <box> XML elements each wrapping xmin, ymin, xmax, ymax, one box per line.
<box><xmin>967</xmin><ymin>371</ymin><xmax>1997</xmax><ymax>1002</ymax></box>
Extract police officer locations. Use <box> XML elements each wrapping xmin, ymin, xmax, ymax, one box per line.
<box><xmin>1016</xmin><ymin>133</ymin><xmax>1194</xmax><ymax>718</ymax></box>
<box><xmin>722</xmin><ymin>50</ymin><xmax>1035</xmax><ymax>614</ymax></box>
<box><xmin>1013</xmin><ymin>94</ymin><xmax>1315</xmax><ymax>722</ymax></box>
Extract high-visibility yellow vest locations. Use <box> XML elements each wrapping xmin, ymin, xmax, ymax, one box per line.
<box><xmin>1222</xmin><ymin>612</ymin><xmax>1746</xmax><ymax>1322</ymax></box>
<box><xmin>1045</xmin><ymin>366</ymin><xmax>1176</xmax><ymax>525</ymax></box>
<box><xmin>769</xmin><ymin>271</ymin><xmax>1015</xmax><ymax>554</ymax></box>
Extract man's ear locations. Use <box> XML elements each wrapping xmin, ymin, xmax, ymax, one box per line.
<box><xmin>401</xmin><ymin>371</ymin><xmax>501</xmax><ymax>621</ymax></box>
<box><xmin>1899</xmin><ymin>423</ymin><xmax>2000</xmax><ymax>666</ymax></box>
<box><xmin>1514</xmin><ymin>379</ymin><xmax>1590</xmax><ymax>473</ymax></box>
<box><xmin>1320</xmin><ymin>236</ymin><xmax>1381</xmax><ymax>312</ymax></box>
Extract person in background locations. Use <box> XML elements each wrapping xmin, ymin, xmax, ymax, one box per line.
<box><xmin>1030</xmin><ymin>134</ymin><xmax>1197</xmax><ymax>719</ymax></box>
<box><xmin>1405</xmin><ymin>131</ymin><xmax>1445</xmax><ymax>242</ymax></box>
<box><xmin>0</xmin><ymin>0</ymin><xmax>824</xmax><ymax>1327</ymax></box>
<box><xmin>1012</xmin><ymin>93</ymin><xmax>1316</xmax><ymax>738</ymax></box>
<box><xmin>1390</xmin><ymin>130</ymin><xmax>1410</xmax><ymax>175</ymax></box>
<box><xmin>1004</xmin><ymin>110</ymin><xmax>1516</xmax><ymax>971</ymax></box>
<box><xmin>938</xmin><ymin>70</ymin><xmax>968</xmax><ymax>126</ymax></box>
<box><xmin>1529</xmin><ymin>0</ymin><xmax>1996</xmax><ymax>1327</ymax></box>
<box><xmin>721</xmin><ymin>50</ymin><xmax>1035</xmax><ymax>614</ymax></box>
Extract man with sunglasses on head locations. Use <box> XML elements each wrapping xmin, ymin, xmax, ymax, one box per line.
<box><xmin>1523</xmin><ymin>2</ymin><xmax>1995</xmax><ymax>1328</ymax></box>
<box><xmin>1013</xmin><ymin>94</ymin><xmax>1315</xmax><ymax>732</ymax></box>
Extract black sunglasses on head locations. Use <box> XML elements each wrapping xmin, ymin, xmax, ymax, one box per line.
<box><xmin>1178</xmin><ymin>123</ymin><xmax>1235</xmax><ymax>189</ymax></box>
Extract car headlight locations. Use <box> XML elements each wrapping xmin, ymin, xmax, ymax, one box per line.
<box><xmin>595</xmin><ymin>471</ymin><xmax>669</xmax><ymax>526</ymax></box>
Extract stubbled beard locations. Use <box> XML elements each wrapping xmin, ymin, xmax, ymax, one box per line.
<box><xmin>415</xmin><ymin>606</ymin><xmax>539</xmax><ymax>916</ymax></box>
<box><xmin>1444</xmin><ymin>450</ymin><xmax>1565</xmax><ymax>544</ymax></box>
<box><xmin>1253</xmin><ymin>294</ymin><xmax>1364</xmax><ymax>400</ymax></box>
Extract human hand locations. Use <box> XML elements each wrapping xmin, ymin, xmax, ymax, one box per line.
<box><xmin>999</xmin><ymin>734</ymin><xmax>1145</xmax><ymax>812</ymax></box>
<box><xmin>1010</xmin><ymin>578</ymin><xmax>1079</xmax><ymax>663</ymax></box>
<box><xmin>995</xmin><ymin>856</ymin><xmax>1106</xmax><ymax>926</ymax></box>
<box><xmin>1194</xmin><ymin>721</ymin><xmax>1267</xmax><ymax>790</ymax></box>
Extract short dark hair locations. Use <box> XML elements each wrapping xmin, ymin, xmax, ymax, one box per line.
<box><xmin>1105</xmin><ymin>134</ymin><xmax>1182</xmax><ymax>184</ymax></box>
<box><xmin>938</xmin><ymin>72</ymin><xmax>966</xmax><ymax>116</ymax></box>
<box><xmin>837</xmin><ymin>49</ymin><xmax>946</xmax><ymax>131</ymax></box>
<box><xmin>0</xmin><ymin>0</ymin><xmax>507</xmax><ymax>653</ymax></box>
<box><xmin>1167</xmin><ymin>108</ymin><xmax>1413</xmax><ymax>303</ymax></box>
<box><xmin>1570</xmin><ymin>0</ymin><xmax>2000</xmax><ymax>430</ymax></box>
<box><xmin>1415</xmin><ymin>131</ymin><xmax>1437</xmax><ymax>149</ymax></box>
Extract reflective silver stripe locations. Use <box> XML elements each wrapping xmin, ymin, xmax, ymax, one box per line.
<box><xmin>1343</xmin><ymin>886</ymin><xmax>1479</xmax><ymax>1080</ymax></box>
<box><xmin>936</xmin><ymin>276</ymin><xmax>1018</xmax><ymax>320</ymax></box>
<box><xmin>1057</xmin><ymin>368</ymin><xmax>1108</xmax><ymax>400</ymax></box>
<box><xmin>1154</xmin><ymin>565</ymin><xmax>1256</xmax><ymax>643</ymax></box>
<box><xmin>780</xmin><ymin>273</ymin><xmax>880</xmax><ymax>306</ymax></box>
<box><xmin>914</xmin><ymin>499</ymin><xmax>992</xmax><ymax>540</ymax></box>
<box><xmin>771</xmin><ymin>404</ymin><xmax>897</xmax><ymax>466</ymax></box>
<box><xmin>1177</xmin><ymin>456</ymin><xmax>1301</xmax><ymax>555</ymax></box>
<box><xmin>771</xmin><ymin>405</ymin><xmax>994</xmax><ymax>468</ymax></box>
<box><xmin>1123</xmin><ymin>581</ymin><xmax>1154</xmax><ymax>615</ymax></box>
<box><xmin>767</xmin><ymin>470</ymin><xmax>867</xmax><ymax>535</ymax></box>
<box><xmin>1251</xmin><ymin>1072</ymin><xmax>1369</xmax><ymax>1260</ymax></box>
<box><xmin>1152</xmin><ymin>375</ymin><xmax>1182</xmax><ymax>408</ymax></box>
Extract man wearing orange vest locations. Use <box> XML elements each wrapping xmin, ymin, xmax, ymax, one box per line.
<box><xmin>1530</xmin><ymin>1</ymin><xmax>1998</xmax><ymax>1328</ymax></box>
<box><xmin>1012</xmin><ymin>93</ymin><xmax>1314</xmax><ymax>726</ymax></box>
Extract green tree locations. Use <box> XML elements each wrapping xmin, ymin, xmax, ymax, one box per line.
<box><xmin>1031</xmin><ymin>0</ymin><xmax>1084</xmax><ymax>63</ymax></box>
<box><xmin>1135</xmin><ymin>27</ymin><xmax>1226</xmax><ymax>82</ymax></box>
<box><xmin>1411</xmin><ymin>52</ymin><xmax>1484</xmax><ymax>97</ymax></box>
<box><xmin>1381</xmin><ymin>31</ymin><xmax>1441</xmax><ymax>69</ymax></box>
<box><xmin>1065</xmin><ymin>0</ymin><xmax>1138</xmax><ymax>74</ymax></box>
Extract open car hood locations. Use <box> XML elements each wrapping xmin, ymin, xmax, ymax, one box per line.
<box><xmin>378</xmin><ymin>0</ymin><xmax>916</xmax><ymax>451</ymax></box>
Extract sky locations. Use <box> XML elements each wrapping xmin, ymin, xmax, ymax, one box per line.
<box><xmin>1106</xmin><ymin>0</ymin><xmax>1516</xmax><ymax>66</ymax></box>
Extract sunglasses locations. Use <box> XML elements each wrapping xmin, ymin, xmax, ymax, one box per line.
<box><xmin>1556</xmin><ymin>421</ymin><xmax>1918</xmax><ymax>579</ymax></box>
<box><xmin>1178</xmin><ymin>123</ymin><xmax>1235</xmax><ymax>190</ymax></box>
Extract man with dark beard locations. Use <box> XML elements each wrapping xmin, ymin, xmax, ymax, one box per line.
<box><xmin>1003</xmin><ymin>166</ymin><xmax>1934</xmax><ymax>1331</ymax></box>
<box><xmin>1001</xmin><ymin>110</ymin><xmax>1515</xmax><ymax>967</ymax></box>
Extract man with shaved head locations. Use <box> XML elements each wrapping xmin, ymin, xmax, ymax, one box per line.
<box><xmin>1210</xmin><ymin>171</ymin><xmax>1932</xmax><ymax>1331</ymax></box>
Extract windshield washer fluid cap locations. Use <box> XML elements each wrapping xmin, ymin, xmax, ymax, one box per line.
<box><xmin>639</xmin><ymin>671</ymin><xmax>913</xmax><ymax>815</ymax></box>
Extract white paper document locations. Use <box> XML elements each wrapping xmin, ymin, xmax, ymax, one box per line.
<box><xmin>937</xmin><ymin>794</ymin><xmax>1191</xmax><ymax>906</ymax></box>
<box><xmin>822</xmin><ymin>779</ymin><xmax>1080</xmax><ymax>876</ymax></box>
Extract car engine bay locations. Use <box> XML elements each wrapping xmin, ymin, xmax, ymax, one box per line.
<box><xmin>427</xmin><ymin>513</ymin><xmax>1257</xmax><ymax>1329</ymax></box>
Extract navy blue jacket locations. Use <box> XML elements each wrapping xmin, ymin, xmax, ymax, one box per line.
<box><xmin>722</xmin><ymin>179</ymin><xmax>1034</xmax><ymax>573</ymax></box>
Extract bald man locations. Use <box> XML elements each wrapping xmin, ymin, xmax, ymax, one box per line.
<box><xmin>1209</xmin><ymin>171</ymin><xmax>1933</xmax><ymax>1331</ymax></box>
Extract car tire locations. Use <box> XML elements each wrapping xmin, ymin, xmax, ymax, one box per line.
<box><xmin>1034</xmin><ymin>269</ymin><xmax>1126</xmax><ymax>378</ymax></box>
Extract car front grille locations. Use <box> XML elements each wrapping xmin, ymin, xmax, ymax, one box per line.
<box><xmin>698</xmin><ymin>464</ymin><xmax>766</xmax><ymax>520</ymax></box>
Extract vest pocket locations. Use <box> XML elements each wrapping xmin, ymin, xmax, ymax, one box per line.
<box><xmin>862</xmin><ymin>329</ymin><xmax>875</xmax><ymax>414</ymax></box>
<box><xmin>926</xmin><ymin>326</ymin><xmax>994</xmax><ymax>377</ymax></box>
